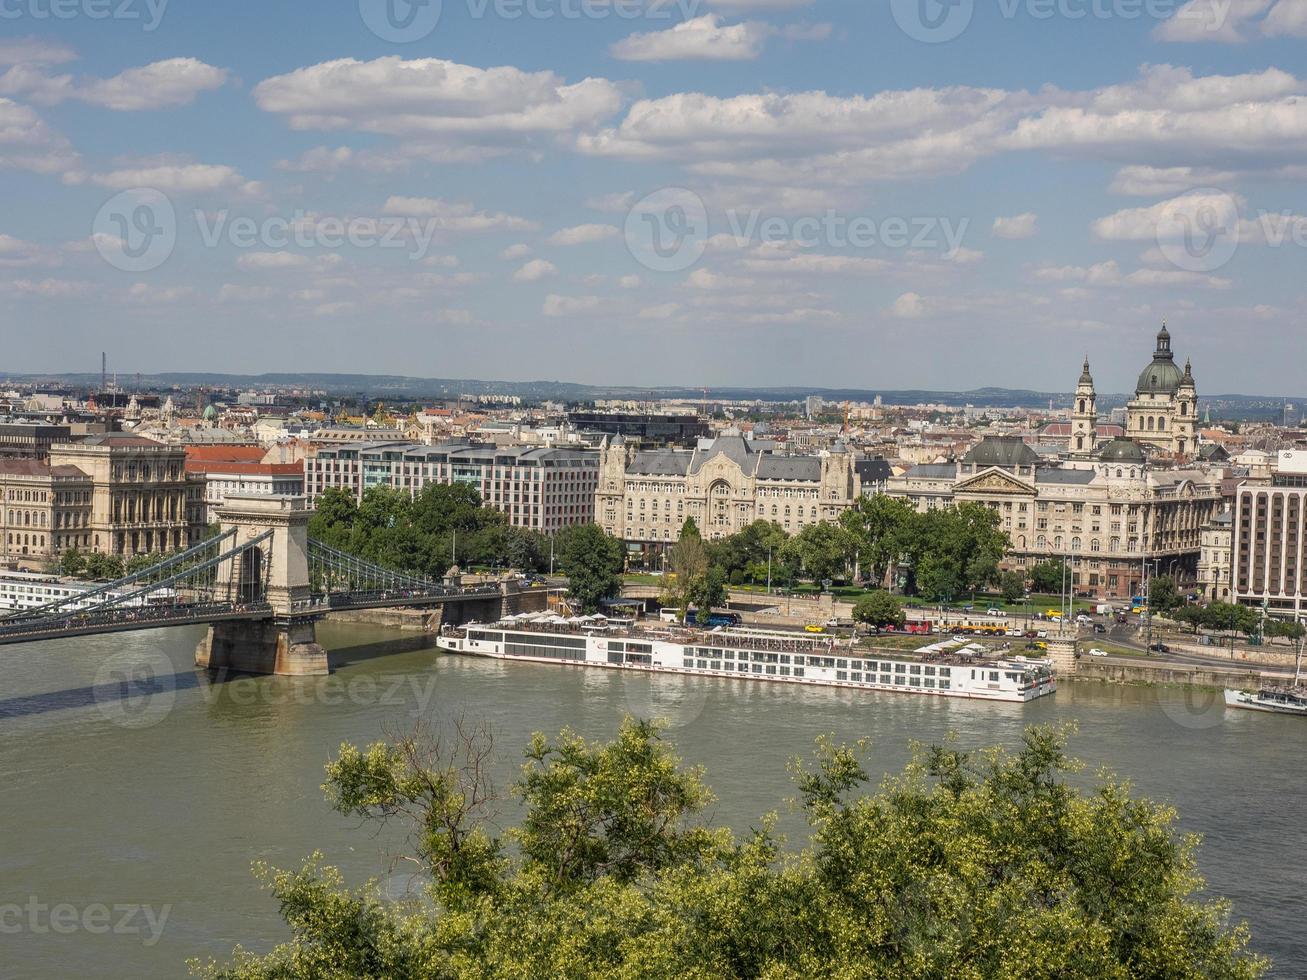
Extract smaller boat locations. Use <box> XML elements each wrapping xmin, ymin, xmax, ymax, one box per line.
<box><xmin>1224</xmin><ymin>687</ymin><xmax>1307</xmax><ymax>716</ymax></box>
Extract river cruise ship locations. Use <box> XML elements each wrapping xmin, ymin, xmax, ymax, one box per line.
<box><xmin>436</xmin><ymin>618</ymin><xmax>1056</xmax><ymax>703</ymax></box>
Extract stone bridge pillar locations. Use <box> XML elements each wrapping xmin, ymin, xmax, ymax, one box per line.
<box><xmin>194</xmin><ymin>494</ymin><xmax>328</xmax><ymax>676</ymax></box>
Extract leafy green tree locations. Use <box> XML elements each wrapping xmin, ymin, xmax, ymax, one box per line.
<box><xmin>838</xmin><ymin>494</ymin><xmax>916</xmax><ymax>587</ymax></box>
<box><xmin>58</xmin><ymin>547</ymin><xmax>86</xmax><ymax>578</ymax></box>
<box><xmin>917</xmin><ymin>551</ymin><xmax>963</xmax><ymax>602</ymax></box>
<box><xmin>707</xmin><ymin>520</ymin><xmax>790</xmax><ymax>587</ymax></box>
<box><xmin>660</xmin><ymin>533</ymin><xmax>709</xmax><ymax>622</ymax></box>
<box><xmin>690</xmin><ymin>567</ymin><xmax>728</xmax><ymax>625</ymax></box>
<box><xmin>1203</xmin><ymin>602</ymin><xmax>1258</xmax><ymax>636</ymax></box>
<box><xmin>1174</xmin><ymin>605</ymin><xmax>1205</xmax><ymax>633</ymax></box>
<box><xmin>196</xmin><ymin>723</ymin><xmax>1268</xmax><ymax>979</ymax></box>
<box><xmin>555</xmin><ymin>523</ymin><xmax>624</xmax><ymax>613</ymax></box>
<box><xmin>1029</xmin><ymin>558</ymin><xmax>1067</xmax><ymax>595</ymax></box>
<box><xmin>126</xmin><ymin>552</ymin><xmax>160</xmax><ymax>575</ymax></box>
<box><xmin>679</xmin><ymin>517</ymin><xmax>700</xmax><ymax>541</ymax></box>
<box><xmin>1149</xmin><ymin>575</ymin><xmax>1181</xmax><ymax>615</ymax></box>
<box><xmin>782</xmin><ymin>521</ymin><xmax>848</xmax><ymax>585</ymax></box>
<box><xmin>1000</xmin><ymin>569</ymin><xmax>1026</xmax><ymax>604</ymax></box>
<box><xmin>852</xmin><ymin>590</ymin><xmax>905</xmax><ymax>628</ymax></box>
<box><xmin>1266</xmin><ymin>619</ymin><xmax>1307</xmax><ymax>644</ymax></box>
<box><xmin>83</xmin><ymin>553</ymin><xmax>125</xmax><ymax>580</ymax></box>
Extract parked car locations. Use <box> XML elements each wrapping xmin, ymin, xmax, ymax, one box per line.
<box><xmin>1088</xmin><ymin>648</ymin><xmax>1109</xmax><ymax>657</ymax></box>
<box><xmin>1093</xmin><ymin>623</ymin><xmax>1107</xmax><ymax>634</ymax></box>
<box><xmin>1148</xmin><ymin>642</ymin><xmax>1171</xmax><ymax>653</ymax></box>
<box><xmin>804</xmin><ymin>624</ymin><xmax>826</xmax><ymax>634</ymax></box>
<box><xmin>985</xmin><ymin>608</ymin><xmax>1003</xmax><ymax>617</ymax></box>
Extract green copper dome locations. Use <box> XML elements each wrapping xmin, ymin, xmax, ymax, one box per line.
<box><xmin>1136</xmin><ymin>323</ymin><xmax>1183</xmax><ymax>395</ymax></box>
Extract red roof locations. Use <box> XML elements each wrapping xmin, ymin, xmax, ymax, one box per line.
<box><xmin>184</xmin><ymin>445</ymin><xmax>265</xmax><ymax>463</ymax></box>
<box><xmin>186</xmin><ymin>460</ymin><xmax>303</xmax><ymax>477</ymax></box>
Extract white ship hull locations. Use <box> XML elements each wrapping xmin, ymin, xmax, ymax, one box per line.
<box><xmin>436</xmin><ymin>625</ymin><xmax>1056</xmax><ymax>703</ymax></box>
<box><xmin>1224</xmin><ymin>688</ymin><xmax>1307</xmax><ymax>716</ymax></box>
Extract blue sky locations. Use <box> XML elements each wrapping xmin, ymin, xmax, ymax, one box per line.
<box><xmin>2</xmin><ymin>0</ymin><xmax>1306</xmax><ymax>395</ymax></box>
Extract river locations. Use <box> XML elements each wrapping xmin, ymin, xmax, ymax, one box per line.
<box><xmin>1</xmin><ymin>622</ymin><xmax>1302</xmax><ymax>978</ymax></box>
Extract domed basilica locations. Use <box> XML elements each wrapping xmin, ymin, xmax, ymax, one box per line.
<box><xmin>1072</xmin><ymin>322</ymin><xmax>1198</xmax><ymax>459</ymax></box>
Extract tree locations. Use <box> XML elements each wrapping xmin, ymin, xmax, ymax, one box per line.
<box><xmin>59</xmin><ymin>547</ymin><xmax>86</xmax><ymax>578</ymax></box>
<box><xmin>1265</xmin><ymin>619</ymin><xmax>1307</xmax><ymax>645</ymax></box>
<box><xmin>83</xmin><ymin>553</ymin><xmax>124</xmax><ymax>580</ymax></box>
<box><xmin>1149</xmin><ymin>575</ymin><xmax>1181</xmax><ymax>615</ymax></box>
<box><xmin>660</xmin><ymin>533</ymin><xmax>709</xmax><ymax>622</ymax></box>
<box><xmin>1029</xmin><ymin>559</ymin><xmax>1067</xmax><ymax>595</ymax></box>
<box><xmin>852</xmin><ymin>591</ymin><xmax>905</xmax><ymax>629</ymax></box>
<box><xmin>1174</xmin><ymin>605</ymin><xmax>1205</xmax><ymax>634</ymax></box>
<box><xmin>1000</xmin><ymin>569</ymin><xmax>1026</xmax><ymax>604</ymax></box>
<box><xmin>838</xmin><ymin>494</ymin><xmax>916</xmax><ymax>587</ymax></box>
<box><xmin>783</xmin><ymin>522</ymin><xmax>848</xmax><ymax>585</ymax></box>
<box><xmin>678</xmin><ymin>517</ymin><xmax>700</xmax><ymax>541</ymax></box>
<box><xmin>555</xmin><ymin>523</ymin><xmax>624</xmax><ymax>613</ymax></box>
<box><xmin>198</xmin><ymin>723</ymin><xmax>1268</xmax><ymax>979</ymax></box>
<box><xmin>689</xmin><ymin>567</ymin><xmax>727</xmax><ymax>625</ymax></box>
<box><xmin>917</xmin><ymin>551</ymin><xmax>963</xmax><ymax>603</ymax></box>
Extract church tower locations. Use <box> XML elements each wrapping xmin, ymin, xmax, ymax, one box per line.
<box><xmin>1071</xmin><ymin>355</ymin><xmax>1097</xmax><ymax>456</ymax></box>
<box><xmin>1175</xmin><ymin>358</ymin><xmax>1196</xmax><ymax>456</ymax></box>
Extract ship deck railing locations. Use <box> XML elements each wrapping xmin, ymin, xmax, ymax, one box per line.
<box><xmin>446</xmin><ymin>622</ymin><xmax>1045</xmax><ymax>671</ymax></box>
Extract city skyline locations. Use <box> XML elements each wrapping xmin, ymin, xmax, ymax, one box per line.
<box><xmin>3</xmin><ymin>3</ymin><xmax>1307</xmax><ymax>393</ymax></box>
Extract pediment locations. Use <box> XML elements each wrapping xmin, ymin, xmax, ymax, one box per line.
<box><xmin>954</xmin><ymin>467</ymin><xmax>1036</xmax><ymax>495</ymax></box>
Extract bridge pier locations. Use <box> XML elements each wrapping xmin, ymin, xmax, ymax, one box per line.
<box><xmin>195</xmin><ymin>495</ymin><xmax>329</xmax><ymax>677</ymax></box>
<box><xmin>195</xmin><ymin>618</ymin><xmax>327</xmax><ymax>676</ymax></box>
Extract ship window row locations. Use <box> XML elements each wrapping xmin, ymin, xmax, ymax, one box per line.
<box><xmin>505</xmin><ymin>642</ymin><xmax>589</xmax><ymax>660</ymax></box>
<box><xmin>504</xmin><ymin>631</ymin><xmax>586</xmax><ymax>649</ymax></box>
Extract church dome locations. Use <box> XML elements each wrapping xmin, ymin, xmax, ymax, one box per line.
<box><xmin>1099</xmin><ymin>438</ymin><xmax>1146</xmax><ymax>464</ymax></box>
<box><xmin>1136</xmin><ymin>322</ymin><xmax>1183</xmax><ymax>395</ymax></box>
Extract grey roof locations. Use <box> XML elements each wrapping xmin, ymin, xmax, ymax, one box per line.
<box><xmin>906</xmin><ymin>463</ymin><xmax>959</xmax><ymax>479</ymax></box>
<box><xmin>1035</xmin><ymin>468</ymin><xmax>1096</xmax><ymax>485</ymax></box>
<box><xmin>1198</xmin><ymin>443</ymin><xmax>1230</xmax><ymax>461</ymax></box>
<box><xmin>628</xmin><ymin>451</ymin><xmax>692</xmax><ymax>476</ymax></box>
<box><xmin>1136</xmin><ymin>325</ymin><xmax>1187</xmax><ymax>395</ymax></box>
<box><xmin>756</xmin><ymin>456</ymin><xmax>821</xmax><ymax>481</ymax></box>
<box><xmin>962</xmin><ymin>436</ymin><xmax>1040</xmax><ymax>468</ymax></box>
<box><xmin>1210</xmin><ymin>509</ymin><xmax>1233</xmax><ymax>526</ymax></box>
<box><xmin>689</xmin><ymin>434</ymin><xmax>757</xmax><ymax>476</ymax></box>
<box><xmin>855</xmin><ymin>458</ymin><xmax>893</xmax><ymax>483</ymax></box>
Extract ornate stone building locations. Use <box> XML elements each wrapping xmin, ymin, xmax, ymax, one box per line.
<box><xmin>1126</xmin><ymin>323</ymin><xmax>1198</xmax><ymax>456</ymax></box>
<box><xmin>887</xmin><ymin>433</ymin><xmax>1222</xmax><ymax>599</ymax></box>
<box><xmin>47</xmin><ymin>435</ymin><xmax>207</xmax><ymax>558</ymax></box>
<box><xmin>596</xmin><ymin>434</ymin><xmax>880</xmax><ymax>560</ymax></box>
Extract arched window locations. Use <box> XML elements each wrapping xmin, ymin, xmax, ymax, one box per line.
<box><xmin>1091</xmin><ymin>539</ymin><xmax>1101</xmax><ymax>552</ymax></box>
<box><xmin>1147</xmin><ymin>417</ymin><xmax>1155</xmax><ymax>431</ymax></box>
<box><xmin>1071</xmin><ymin>536</ymin><xmax>1081</xmax><ymax>551</ymax></box>
<box><xmin>1158</xmin><ymin>417</ymin><xmax>1167</xmax><ymax>431</ymax></box>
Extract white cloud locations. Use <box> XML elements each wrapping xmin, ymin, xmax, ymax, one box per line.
<box><xmin>0</xmin><ymin>38</ymin><xmax>77</xmax><ymax>67</ymax></box>
<box><xmin>88</xmin><ymin>162</ymin><xmax>259</xmax><ymax>196</ymax></box>
<box><xmin>237</xmin><ymin>252</ymin><xmax>312</xmax><ymax>271</ymax></box>
<box><xmin>889</xmin><ymin>292</ymin><xmax>925</xmax><ymax>318</ymax></box>
<box><xmin>1107</xmin><ymin>165</ymin><xmax>1240</xmax><ymax>196</ymax></box>
<box><xmin>0</xmin><ymin>233</ymin><xmax>59</xmax><ymax>268</ymax></box>
<box><xmin>253</xmin><ymin>56</ymin><xmax>624</xmax><ymax>159</ymax></box>
<box><xmin>611</xmin><ymin>15</ymin><xmax>789</xmax><ymax>62</ymax></box>
<box><xmin>546</xmin><ymin>223</ymin><xmax>619</xmax><ymax>246</ymax></box>
<box><xmin>1091</xmin><ymin>190</ymin><xmax>1243</xmax><ymax>242</ymax></box>
<box><xmin>584</xmin><ymin>191</ymin><xmax>635</xmax><ymax>212</ymax></box>
<box><xmin>382</xmin><ymin>197</ymin><xmax>537</xmax><ymax>232</ymax></box>
<box><xmin>618</xmin><ymin>274</ymin><xmax>642</xmax><ymax>288</ymax></box>
<box><xmin>0</xmin><ymin>57</ymin><xmax>229</xmax><ymax>110</ymax></box>
<box><xmin>0</xmin><ymin>98</ymin><xmax>78</xmax><ymax>175</ymax></box>
<box><xmin>991</xmin><ymin>213</ymin><xmax>1038</xmax><ymax>239</ymax></box>
<box><xmin>1033</xmin><ymin>261</ymin><xmax>1123</xmax><ymax>284</ymax></box>
<box><xmin>513</xmin><ymin>259</ymin><xmax>558</xmax><ymax>281</ymax></box>
<box><xmin>542</xmin><ymin>293</ymin><xmax>603</xmax><ymax>316</ymax></box>
<box><xmin>578</xmin><ymin>65</ymin><xmax>1307</xmax><ymax>192</ymax></box>
<box><xmin>500</xmin><ymin>243</ymin><xmax>533</xmax><ymax>259</ymax></box>
<box><xmin>1153</xmin><ymin>0</ymin><xmax>1307</xmax><ymax>42</ymax></box>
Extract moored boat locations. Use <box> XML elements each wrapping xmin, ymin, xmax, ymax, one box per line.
<box><xmin>1224</xmin><ymin>687</ymin><xmax>1307</xmax><ymax>716</ymax></box>
<box><xmin>436</xmin><ymin>618</ymin><xmax>1056</xmax><ymax>703</ymax></box>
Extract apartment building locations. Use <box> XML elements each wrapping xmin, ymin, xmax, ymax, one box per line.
<box><xmin>304</xmin><ymin>441</ymin><xmax>599</xmax><ymax>533</ymax></box>
<box><xmin>1231</xmin><ymin>450</ymin><xmax>1307</xmax><ymax>618</ymax></box>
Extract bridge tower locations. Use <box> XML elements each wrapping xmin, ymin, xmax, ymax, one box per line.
<box><xmin>194</xmin><ymin>494</ymin><xmax>328</xmax><ymax>676</ymax></box>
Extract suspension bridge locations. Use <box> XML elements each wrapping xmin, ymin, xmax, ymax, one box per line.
<box><xmin>0</xmin><ymin>495</ymin><xmax>531</xmax><ymax>674</ymax></box>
